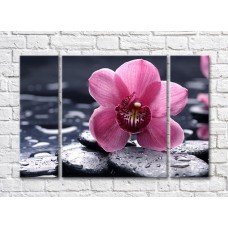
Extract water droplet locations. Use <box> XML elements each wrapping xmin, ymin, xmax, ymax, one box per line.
<box><xmin>145</xmin><ymin>164</ymin><xmax>151</xmax><ymax>168</ymax></box>
<box><xmin>156</xmin><ymin>164</ymin><xmax>161</xmax><ymax>167</ymax></box>
<box><xmin>171</xmin><ymin>162</ymin><xmax>190</xmax><ymax>168</ymax></box>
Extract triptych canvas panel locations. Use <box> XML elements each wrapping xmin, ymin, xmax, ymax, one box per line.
<box><xmin>20</xmin><ymin>55</ymin><xmax>209</xmax><ymax>178</ymax></box>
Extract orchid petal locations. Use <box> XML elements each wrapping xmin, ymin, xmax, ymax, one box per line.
<box><xmin>88</xmin><ymin>69</ymin><xmax>121</xmax><ymax>107</ymax></box>
<box><xmin>170</xmin><ymin>118</ymin><xmax>184</xmax><ymax>149</ymax></box>
<box><xmin>197</xmin><ymin>93</ymin><xmax>209</xmax><ymax>108</ymax></box>
<box><xmin>200</xmin><ymin>56</ymin><xmax>209</xmax><ymax>79</ymax></box>
<box><xmin>137</xmin><ymin>117</ymin><xmax>167</xmax><ymax>151</ymax></box>
<box><xmin>149</xmin><ymin>81</ymin><xmax>167</xmax><ymax>117</ymax></box>
<box><xmin>89</xmin><ymin>106</ymin><xmax>130</xmax><ymax>152</ymax></box>
<box><xmin>170</xmin><ymin>82</ymin><xmax>188</xmax><ymax>116</ymax></box>
<box><xmin>116</xmin><ymin>59</ymin><xmax>160</xmax><ymax>99</ymax></box>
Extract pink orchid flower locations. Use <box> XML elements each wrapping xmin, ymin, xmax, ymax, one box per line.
<box><xmin>197</xmin><ymin>93</ymin><xmax>209</xmax><ymax>109</ymax></box>
<box><xmin>88</xmin><ymin>59</ymin><xmax>188</xmax><ymax>152</ymax></box>
<box><xmin>200</xmin><ymin>56</ymin><xmax>209</xmax><ymax>78</ymax></box>
<box><xmin>197</xmin><ymin>124</ymin><xmax>209</xmax><ymax>140</ymax></box>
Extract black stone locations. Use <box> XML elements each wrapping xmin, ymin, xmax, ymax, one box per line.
<box><xmin>171</xmin><ymin>140</ymin><xmax>209</xmax><ymax>163</ymax></box>
<box><xmin>77</xmin><ymin>130</ymin><xmax>136</xmax><ymax>152</ymax></box>
<box><xmin>20</xmin><ymin>155</ymin><xmax>58</xmax><ymax>177</ymax></box>
<box><xmin>189</xmin><ymin>105</ymin><xmax>209</xmax><ymax>123</ymax></box>
<box><xmin>170</xmin><ymin>153</ymin><xmax>209</xmax><ymax>177</ymax></box>
<box><xmin>62</xmin><ymin>143</ymin><xmax>109</xmax><ymax>177</ymax></box>
<box><xmin>108</xmin><ymin>147</ymin><xmax>167</xmax><ymax>177</ymax></box>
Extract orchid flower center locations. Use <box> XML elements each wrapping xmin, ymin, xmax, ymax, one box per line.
<box><xmin>115</xmin><ymin>93</ymin><xmax>151</xmax><ymax>134</ymax></box>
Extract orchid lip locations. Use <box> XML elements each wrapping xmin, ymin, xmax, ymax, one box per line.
<box><xmin>115</xmin><ymin>93</ymin><xmax>151</xmax><ymax>134</ymax></box>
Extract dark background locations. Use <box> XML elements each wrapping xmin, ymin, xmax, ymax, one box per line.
<box><xmin>63</xmin><ymin>56</ymin><xmax>167</xmax><ymax>103</ymax></box>
<box><xmin>171</xmin><ymin>56</ymin><xmax>209</xmax><ymax>129</ymax></box>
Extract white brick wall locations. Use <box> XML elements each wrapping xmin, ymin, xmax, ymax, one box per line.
<box><xmin>0</xmin><ymin>31</ymin><xmax>227</xmax><ymax>197</ymax></box>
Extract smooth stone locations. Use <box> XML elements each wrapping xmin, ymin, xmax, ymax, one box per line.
<box><xmin>20</xmin><ymin>156</ymin><xmax>58</xmax><ymax>177</ymax></box>
<box><xmin>78</xmin><ymin>130</ymin><xmax>136</xmax><ymax>152</ymax></box>
<box><xmin>189</xmin><ymin>105</ymin><xmax>209</xmax><ymax>123</ymax></box>
<box><xmin>62</xmin><ymin>143</ymin><xmax>109</xmax><ymax>177</ymax></box>
<box><xmin>29</xmin><ymin>151</ymin><xmax>52</xmax><ymax>158</ymax></box>
<box><xmin>171</xmin><ymin>140</ymin><xmax>209</xmax><ymax>163</ymax></box>
<box><xmin>108</xmin><ymin>147</ymin><xmax>167</xmax><ymax>177</ymax></box>
<box><xmin>170</xmin><ymin>154</ymin><xmax>208</xmax><ymax>177</ymax></box>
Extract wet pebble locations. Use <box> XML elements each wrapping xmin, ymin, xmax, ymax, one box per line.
<box><xmin>62</xmin><ymin>143</ymin><xmax>109</xmax><ymax>177</ymax></box>
<box><xmin>189</xmin><ymin>105</ymin><xmax>208</xmax><ymax>123</ymax></box>
<box><xmin>171</xmin><ymin>140</ymin><xmax>209</xmax><ymax>163</ymax></box>
<box><xmin>78</xmin><ymin>130</ymin><xmax>136</xmax><ymax>152</ymax></box>
<box><xmin>108</xmin><ymin>147</ymin><xmax>167</xmax><ymax>177</ymax></box>
<box><xmin>170</xmin><ymin>154</ymin><xmax>208</xmax><ymax>177</ymax></box>
<box><xmin>20</xmin><ymin>156</ymin><xmax>58</xmax><ymax>177</ymax></box>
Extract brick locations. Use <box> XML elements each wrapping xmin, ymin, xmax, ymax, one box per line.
<box><xmin>194</xmin><ymin>192</ymin><xmax>217</xmax><ymax>197</ymax></box>
<box><xmin>211</xmin><ymin>65</ymin><xmax>228</xmax><ymax>78</ymax></box>
<box><xmin>209</xmin><ymin>177</ymin><xmax>227</xmax><ymax>191</ymax></box>
<box><xmin>129</xmin><ymin>31</ymin><xmax>151</xmax><ymax>35</ymax></box>
<box><xmin>210</xmin><ymin>107</ymin><xmax>217</xmax><ymax>121</ymax></box>
<box><xmin>0</xmin><ymin>149</ymin><xmax>19</xmax><ymax>163</ymax></box>
<box><xmin>180</xmin><ymin>179</ymin><xmax>209</xmax><ymax>191</ymax></box>
<box><xmin>218</xmin><ymin>108</ymin><xmax>228</xmax><ymax>121</ymax></box>
<box><xmin>0</xmin><ymin>121</ymin><xmax>19</xmax><ymax>134</ymax></box>
<box><xmin>97</xmin><ymin>36</ymin><xmax>119</xmax><ymax>50</ymax></box>
<box><xmin>218</xmin><ymin>51</ymin><xmax>228</xmax><ymax>63</ymax></box>
<box><xmin>0</xmin><ymin>77</ymin><xmax>7</xmax><ymax>91</ymax></box>
<box><xmin>81</xmin><ymin>50</ymin><xmax>127</xmax><ymax>55</ymax></box>
<box><xmin>218</xmin><ymin>135</ymin><xmax>228</xmax><ymax>148</ymax></box>
<box><xmin>113</xmin><ymin>179</ymin><xmax>157</xmax><ymax>191</ymax></box>
<box><xmin>0</xmin><ymin>50</ymin><xmax>12</xmax><ymax>63</ymax></box>
<box><xmin>27</xmin><ymin>35</ymin><xmax>49</xmax><ymax>49</ymax></box>
<box><xmin>157</xmin><ymin>179</ymin><xmax>179</xmax><ymax>192</ymax></box>
<box><xmin>216</xmin><ymin>164</ymin><xmax>228</xmax><ymax>177</ymax></box>
<box><xmin>210</xmin><ymin>122</ymin><xmax>227</xmax><ymax>134</ymax></box>
<box><xmin>0</xmin><ymin>64</ymin><xmax>19</xmax><ymax>76</ymax></box>
<box><xmin>189</xmin><ymin>37</ymin><xmax>228</xmax><ymax>50</ymax></box>
<box><xmin>0</xmin><ymin>93</ymin><xmax>19</xmax><ymax>106</ymax></box>
<box><xmin>22</xmin><ymin>180</ymin><xmax>46</xmax><ymax>191</ymax></box>
<box><xmin>46</xmin><ymin>179</ymin><xmax>90</xmax><ymax>191</ymax></box>
<box><xmin>12</xmin><ymin>31</ymin><xmax>57</xmax><ymax>35</ymax></box>
<box><xmin>150</xmin><ymin>192</ymin><xmax>194</xmax><ymax>197</ymax></box>
<box><xmin>217</xmin><ymin>79</ymin><xmax>228</xmax><ymax>92</ymax></box>
<box><xmin>13</xmin><ymin>49</ymin><xmax>58</xmax><ymax>62</ymax></box>
<box><xmin>12</xmin><ymin>107</ymin><xmax>19</xmax><ymax>120</ymax></box>
<box><xmin>154</xmin><ymin>31</ymin><xmax>196</xmax><ymax>35</ymax></box>
<box><xmin>211</xmin><ymin>94</ymin><xmax>228</xmax><ymax>107</ymax></box>
<box><xmin>91</xmin><ymin>179</ymin><xmax>113</xmax><ymax>191</ymax></box>
<box><xmin>210</xmin><ymin>135</ymin><xmax>217</xmax><ymax>148</ymax></box>
<box><xmin>10</xmin><ymin>135</ymin><xmax>19</xmax><ymax>149</ymax></box>
<box><xmin>93</xmin><ymin>191</ymin><xmax>148</xmax><ymax>197</ymax></box>
<box><xmin>83</xmin><ymin>31</ymin><xmax>129</xmax><ymax>36</ymax></box>
<box><xmin>0</xmin><ymin>164</ymin><xmax>11</xmax><ymax>178</ymax></box>
<box><xmin>127</xmin><ymin>50</ymin><xmax>150</xmax><ymax>55</ymax></box>
<box><xmin>150</xmin><ymin>36</ymin><xmax>166</xmax><ymax>49</ymax></box>
<box><xmin>0</xmin><ymin>36</ymin><xmax>25</xmax><ymax>49</ymax></box>
<box><xmin>120</xmin><ymin>36</ymin><xmax>150</xmax><ymax>50</ymax></box>
<box><xmin>199</xmin><ymin>31</ymin><xmax>221</xmax><ymax>35</ymax></box>
<box><xmin>0</xmin><ymin>136</ymin><xmax>10</xmax><ymax>148</ymax></box>
<box><xmin>51</xmin><ymin>36</ymin><xmax>96</xmax><ymax>49</ymax></box>
<box><xmin>0</xmin><ymin>107</ymin><xmax>12</xmax><ymax>120</ymax></box>
<box><xmin>0</xmin><ymin>179</ymin><xmax>22</xmax><ymax>191</ymax></box>
<box><xmin>8</xmin><ymin>78</ymin><xmax>19</xmax><ymax>92</ymax></box>
<box><xmin>211</xmin><ymin>149</ymin><xmax>228</xmax><ymax>163</ymax></box>
<box><xmin>167</xmin><ymin>37</ymin><xmax>188</xmax><ymax>50</ymax></box>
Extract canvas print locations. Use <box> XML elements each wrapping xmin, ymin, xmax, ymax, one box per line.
<box><xmin>170</xmin><ymin>56</ymin><xmax>209</xmax><ymax>177</ymax></box>
<box><xmin>20</xmin><ymin>56</ymin><xmax>59</xmax><ymax>177</ymax></box>
<box><xmin>62</xmin><ymin>56</ymin><xmax>173</xmax><ymax>177</ymax></box>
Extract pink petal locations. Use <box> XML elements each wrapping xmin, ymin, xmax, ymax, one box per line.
<box><xmin>197</xmin><ymin>93</ymin><xmax>209</xmax><ymax>108</ymax></box>
<box><xmin>170</xmin><ymin>82</ymin><xmax>188</xmax><ymax>116</ymax></box>
<box><xmin>149</xmin><ymin>81</ymin><xmax>167</xmax><ymax>117</ymax></box>
<box><xmin>197</xmin><ymin>124</ymin><xmax>209</xmax><ymax>140</ymax></box>
<box><xmin>88</xmin><ymin>69</ymin><xmax>122</xmax><ymax>107</ymax></box>
<box><xmin>89</xmin><ymin>106</ymin><xmax>130</xmax><ymax>152</ymax></box>
<box><xmin>170</xmin><ymin>118</ymin><xmax>184</xmax><ymax>149</ymax></box>
<box><xmin>116</xmin><ymin>59</ymin><xmax>160</xmax><ymax>100</ymax></box>
<box><xmin>137</xmin><ymin>117</ymin><xmax>167</xmax><ymax>151</ymax></box>
<box><xmin>200</xmin><ymin>56</ymin><xmax>209</xmax><ymax>78</ymax></box>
